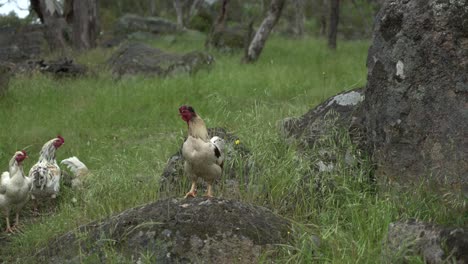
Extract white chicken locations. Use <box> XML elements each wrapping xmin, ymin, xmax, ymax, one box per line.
<box><xmin>0</xmin><ymin>150</ymin><xmax>31</xmax><ymax>233</ymax></box>
<box><xmin>29</xmin><ymin>135</ymin><xmax>64</xmax><ymax>214</ymax></box>
<box><xmin>61</xmin><ymin>156</ymin><xmax>89</xmax><ymax>189</ymax></box>
<box><xmin>179</xmin><ymin>105</ymin><xmax>225</xmax><ymax>198</ymax></box>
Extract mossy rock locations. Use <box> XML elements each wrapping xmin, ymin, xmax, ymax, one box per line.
<box><xmin>35</xmin><ymin>197</ymin><xmax>292</xmax><ymax>263</ymax></box>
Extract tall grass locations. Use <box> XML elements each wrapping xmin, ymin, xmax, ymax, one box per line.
<box><xmin>0</xmin><ymin>34</ymin><xmax>464</xmax><ymax>263</ymax></box>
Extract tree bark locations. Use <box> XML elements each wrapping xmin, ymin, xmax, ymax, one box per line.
<box><xmin>292</xmin><ymin>0</ymin><xmax>305</xmax><ymax>36</ymax></box>
<box><xmin>72</xmin><ymin>0</ymin><xmax>99</xmax><ymax>50</ymax></box>
<box><xmin>30</xmin><ymin>0</ymin><xmax>68</xmax><ymax>51</ymax></box>
<box><xmin>149</xmin><ymin>0</ymin><xmax>157</xmax><ymax>16</ymax></box>
<box><xmin>319</xmin><ymin>0</ymin><xmax>328</xmax><ymax>37</ymax></box>
<box><xmin>188</xmin><ymin>0</ymin><xmax>202</xmax><ymax>19</ymax></box>
<box><xmin>328</xmin><ymin>0</ymin><xmax>339</xmax><ymax>50</ymax></box>
<box><xmin>243</xmin><ymin>0</ymin><xmax>286</xmax><ymax>63</ymax></box>
<box><xmin>173</xmin><ymin>0</ymin><xmax>184</xmax><ymax>27</ymax></box>
<box><xmin>205</xmin><ymin>0</ymin><xmax>229</xmax><ymax>48</ymax></box>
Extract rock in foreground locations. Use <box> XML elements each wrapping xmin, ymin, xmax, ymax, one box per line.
<box><xmin>36</xmin><ymin>197</ymin><xmax>291</xmax><ymax>263</ymax></box>
<box><xmin>358</xmin><ymin>0</ymin><xmax>468</xmax><ymax>187</ymax></box>
<box><xmin>384</xmin><ymin>219</ymin><xmax>468</xmax><ymax>263</ymax></box>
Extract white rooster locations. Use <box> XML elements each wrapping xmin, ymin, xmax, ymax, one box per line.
<box><xmin>0</xmin><ymin>150</ymin><xmax>31</xmax><ymax>233</ymax></box>
<box><xmin>179</xmin><ymin>105</ymin><xmax>225</xmax><ymax>198</ymax></box>
<box><xmin>29</xmin><ymin>135</ymin><xmax>64</xmax><ymax>214</ymax></box>
<box><xmin>61</xmin><ymin>156</ymin><xmax>89</xmax><ymax>189</ymax></box>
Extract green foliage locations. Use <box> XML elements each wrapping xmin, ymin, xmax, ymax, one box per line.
<box><xmin>0</xmin><ymin>34</ymin><xmax>465</xmax><ymax>263</ymax></box>
<box><xmin>188</xmin><ymin>9</ymin><xmax>213</xmax><ymax>33</ymax></box>
<box><xmin>0</xmin><ymin>11</ymin><xmax>33</xmax><ymax>27</ymax></box>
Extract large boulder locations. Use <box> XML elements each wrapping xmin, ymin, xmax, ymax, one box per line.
<box><xmin>35</xmin><ymin>197</ymin><xmax>291</xmax><ymax>263</ymax></box>
<box><xmin>384</xmin><ymin>219</ymin><xmax>468</xmax><ymax>263</ymax></box>
<box><xmin>0</xmin><ymin>25</ymin><xmax>46</xmax><ymax>62</ymax></box>
<box><xmin>280</xmin><ymin>88</ymin><xmax>364</xmax><ymax>149</ymax></box>
<box><xmin>115</xmin><ymin>14</ymin><xmax>181</xmax><ymax>35</ymax></box>
<box><xmin>207</xmin><ymin>25</ymin><xmax>250</xmax><ymax>52</ymax></box>
<box><xmin>13</xmin><ymin>58</ymin><xmax>87</xmax><ymax>77</ymax></box>
<box><xmin>107</xmin><ymin>43</ymin><xmax>214</xmax><ymax>78</ymax></box>
<box><xmin>358</xmin><ymin>0</ymin><xmax>468</xmax><ymax>188</ymax></box>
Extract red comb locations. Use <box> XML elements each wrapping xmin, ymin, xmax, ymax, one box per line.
<box><xmin>21</xmin><ymin>150</ymin><xmax>27</xmax><ymax>156</ymax></box>
<box><xmin>57</xmin><ymin>135</ymin><xmax>64</xmax><ymax>142</ymax></box>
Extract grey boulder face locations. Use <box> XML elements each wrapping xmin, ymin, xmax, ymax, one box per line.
<box><xmin>107</xmin><ymin>43</ymin><xmax>214</xmax><ymax>78</ymax></box>
<box><xmin>35</xmin><ymin>198</ymin><xmax>291</xmax><ymax>264</ymax></box>
<box><xmin>280</xmin><ymin>88</ymin><xmax>365</xmax><ymax>149</ymax></box>
<box><xmin>115</xmin><ymin>14</ymin><xmax>181</xmax><ymax>35</ymax></box>
<box><xmin>358</xmin><ymin>0</ymin><xmax>468</xmax><ymax>187</ymax></box>
<box><xmin>0</xmin><ymin>25</ymin><xmax>46</xmax><ymax>63</ymax></box>
<box><xmin>384</xmin><ymin>220</ymin><xmax>468</xmax><ymax>264</ymax></box>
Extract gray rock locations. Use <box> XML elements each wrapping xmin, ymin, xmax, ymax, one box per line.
<box><xmin>115</xmin><ymin>14</ymin><xmax>181</xmax><ymax>35</ymax></box>
<box><xmin>35</xmin><ymin>197</ymin><xmax>291</xmax><ymax>263</ymax></box>
<box><xmin>207</xmin><ymin>25</ymin><xmax>250</xmax><ymax>52</ymax></box>
<box><xmin>14</xmin><ymin>58</ymin><xmax>87</xmax><ymax>77</ymax></box>
<box><xmin>107</xmin><ymin>43</ymin><xmax>214</xmax><ymax>78</ymax></box>
<box><xmin>357</xmin><ymin>0</ymin><xmax>468</xmax><ymax>188</ymax></box>
<box><xmin>279</xmin><ymin>88</ymin><xmax>364</xmax><ymax>149</ymax></box>
<box><xmin>384</xmin><ymin>219</ymin><xmax>468</xmax><ymax>263</ymax></box>
<box><xmin>0</xmin><ymin>25</ymin><xmax>46</xmax><ymax>62</ymax></box>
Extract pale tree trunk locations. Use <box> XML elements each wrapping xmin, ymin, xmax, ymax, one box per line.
<box><xmin>72</xmin><ymin>0</ymin><xmax>99</xmax><ymax>50</ymax></box>
<box><xmin>292</xmin><ymin>0</ymin><xmax>305</xmax><ymax>36</ymax></box>
<box><xmin>149</xmin><ymin>0</ymin><xmax>157</xmax><ymax>16</ymax></box>
<box><xmin>173</xmin><ymin>0</ymin><xmax>184</xmax><ymax>27</ymax></box>
<box><xmin>188</xmin><ymin>0</ymin><xmax>202</xmax><ymax>19</ymax></box>
<box><xmin>243</xmin><ymin>0</ymin><xmax>286</xmax><ymax>63</ymax></box>
<box><xmin>319</xmin><ymin>0</ymin><xmax>328</xmax><ymax>37</ymax></box>
<box><xmin>30</xmin><ymin>0</ymin><xmax>68</xmax><ymax>51</ymax></box>
<box><xmin>328</xmin><ymin>0</ymin><xmax>339</xmax><ymax>50</ymax></box>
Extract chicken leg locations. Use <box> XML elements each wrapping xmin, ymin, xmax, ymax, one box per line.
<box><xmin>32</xmin><ymin>199</ymin><xmax>40</xmax><ymax>217</ymax></box>
<box><xmin>12</xmin><ymin>211</ymin><xmax>22</xmax><ymax>231</ymax></box>
<box><xmin>185</xmin><ymin>181</ymin><xmax>197</xmax><ymax>198</ymax></box>
<box><xmin>204</xmin><ymin>183</ymin><xmax>214</xmax><ymax>198</ymax></box>
<box><xmin>5</xmin><ymin>216</ymin><xmax>14</xmax><ymax>233</ymax></box>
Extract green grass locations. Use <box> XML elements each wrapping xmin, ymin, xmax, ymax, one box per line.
<box><xmin>0</xmin><ymin>34</ymin><xmax>465</xmax><ymax>263</ymax></box>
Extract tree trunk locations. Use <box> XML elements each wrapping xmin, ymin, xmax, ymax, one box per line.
<box><xmin>243</xmin><ymin>0</ymin><xmax>286</xmax><ymax>63</ymax></box>
<box><xmin>328</xmin><ymin>0</ymin><xmax>339</xmax><ymax>50</ymax></box>
<box><xmin>30</xmin><ymin>0</ymin><xmax>68</xmax><ymax>51</ymax></box>
<box><xmin>205</xmin><ymin>0</ymin><xmax>229</xmax><ymax>48</ymax></box>
<box><xmin>319</xmin><ymin>0</ymin><xmax>328</xmax><ymax>37</ymax></box>
<box><xmin>173</xmin><ymin>0</ymin><xmax>184</xmax><ymax>27</ymax></box>
<box><xmin>292</xmin><ymin>0</ymin><xmax>305</xmax><ymax>36</ymax></box>
<box><xmin>188</xmin><ymin>0</ymin><xmax>202</xmax><ymax>19</ymax></box>
<box><xmin>149</xmin><ymin>0</ymin><xmax>157</xmax><ymax>16</ymax></box>
<box><xmin>72</xmin><ymin>0</ymin><xmax>99</xmax><ymax>50</ymax></box>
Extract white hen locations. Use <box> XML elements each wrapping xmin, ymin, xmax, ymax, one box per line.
<box><xmin>61</xmin><ymin>156</ymin><xmax>89</xmax><ymax>189</ymax></box>
<box><xmin>0</xmin><ymin>150</ymin><xmax>31</xmax><ymax>233</ymax></box>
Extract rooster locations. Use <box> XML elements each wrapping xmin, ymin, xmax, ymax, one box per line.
<box><xmin>0</xmin><ymin>150</ymin><xmax>31</xmax><ymax>233</ymax></box>
<box><xmin>61</xmin><ymin>156</ymin><xmax>89</xmax><ymax>189</ymax></box>
<box><xmin>29</xmin><ymin>135</ymin><xmax>64</xmax><ymax>214</ymax></box>
<box><xmin>179</xmin><ymin>105</ymin><xmax>225</xmax><ymax>198</ymax></box>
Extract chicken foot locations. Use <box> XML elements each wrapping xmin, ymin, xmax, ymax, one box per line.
<box><xmin>204</xmin><ymin>184</ymin><xmax>214</xmax><ymax>198</ymax></box>
<box><xmin>32</xmin><ymin>199</ymin><xmax>40</xmax><ymax>217</ymax></box>
<box><xmin>184</xmin><ymin>181</ymin><xmax>197</xmax><ymax>198</ymax></box>
<box><xmin>4</xmin><ymin>216</ymin><xmax>14</xmax><ymax>233</ymax></box>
